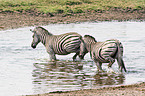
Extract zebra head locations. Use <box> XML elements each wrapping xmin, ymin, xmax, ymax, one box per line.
<box><xmin>30</xmin><ymin>26</ymin><xmax>53</xmax><ymax>49</ymax></box>
<box><xmin>79</xmin><ymin>37</ymin><xmax>88</xmax><ymax>59</ymax></box>
<box><xmin>30</xmin><ymin>27</ymin><xmax>42</xmax><ymax>49</ymax></box>
<box><xmin>79</xmin><ymin>35</ymin><xmax>97</xmax><ymax>59</ymax></box>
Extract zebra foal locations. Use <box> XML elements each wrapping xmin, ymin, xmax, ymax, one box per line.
<box><xmin>30</xmin><ymin>26</ymin><xmax>82</xmax><ymax>61</ymax></box>
<box><xmin>79</xmin><ymin>35</ymin><xmax>127</xmax><ymax>72</ymax></box>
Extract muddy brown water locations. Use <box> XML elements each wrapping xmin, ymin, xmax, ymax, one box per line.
<box><xmin>0</xmin><ymin>21</ymin><xmax>145</xmax><ymax>96</ymax></box>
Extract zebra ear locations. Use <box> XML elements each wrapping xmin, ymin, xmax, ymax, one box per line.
<box><xmin>79</xmin><ymin>36</ymin><xmax>84</xmax><ymax>42</ymax></box>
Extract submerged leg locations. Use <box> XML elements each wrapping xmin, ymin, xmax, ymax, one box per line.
<box><xmin>48</xmin><ymin>51</ymin><xmax>57</xmax><ymax>61</ymax></box>
<box><xmin>49</xmin><ymin>54</ymin><xmax>56</xmax><ymax>61</ymax></box>
<box><xmin>92</xmin><ymin>52</ymin><xmax>103</xmax><ymax>71</ymax></box>
<box><xmin>107</xmin><ymin>61</ymin><xmax>115</xmax><ymax>73</ymax></box>
<box><xmin>95</xmin><ymin>62</ymin><xmax>103</xmax><ymax>72</ymax></box>
<box><xmin>107</xmin><ymin>57</ymin><xmax>115</xmax><ymax>68</ymax></box>
<box><xmin>47</xmin><ymin>48</ymin><xmax>57</xmax><ymax>61</ymax></box>
<box><xmin>106</xmin><ymin>57</ymin><xmax>115</xmax><ymax>73</ymax></box>
<box><xmin>73</xmin><ymin>52</ymin><xmax>79</xmax><ymax>61</ymax></box>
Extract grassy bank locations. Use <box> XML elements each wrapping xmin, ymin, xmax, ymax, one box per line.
<box><xmin>0</xmin><ymin>0</ymin><xmax>145</xmax><ymax>14</ymax></box>
<box><xmin>0</xmin><ymin>0</ymin><xmax>144</xmax><ymax>30</ymax></box>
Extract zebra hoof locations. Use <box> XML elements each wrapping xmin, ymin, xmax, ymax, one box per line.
<box><xmin>31</xmin><ymin>44</ymin><xmax>36</xmax><ymax>49</ymax></box>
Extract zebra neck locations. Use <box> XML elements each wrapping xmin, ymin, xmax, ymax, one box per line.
<box><xmin>88</xmin><ymin>43</ymin><xmax>95</xmax><ymax>52</ymax></box>
<box><xmin>40</xmin><ymin>34</ymin><xmax>47</xmax><ymax>46</ymax></box>
<box><xmin>85</xmin><ymin>40</ymin><xmax>96</xmax><ymax>52</ymax></box>
<box><xmin>86</xmin><ymin>43</ymin><xmax>92</xmax><ymax>52</ymax></box>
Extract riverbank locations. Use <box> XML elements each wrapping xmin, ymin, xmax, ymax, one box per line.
<box><xmin>29</xmin><ymin>82</ymin><xmax>145</xmax><ymax>96</ymax></box>
<box><xmin>0</xmin><ymin>7</ymin><xmax>145</xmax><ymax>30</ymax></box>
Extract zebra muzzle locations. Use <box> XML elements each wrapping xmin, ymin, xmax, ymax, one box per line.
<box><xmin>31</xmin><ymin>44</ymin><xmax>36</xmax><ymax>49</ymax></box>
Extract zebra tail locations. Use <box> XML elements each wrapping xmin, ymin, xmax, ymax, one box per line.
<box><xmin>121</xmin><ymin>58</ymin><xmax>127</xmax><ymax>72</ymax></box>
<box><xmin>117</xmin><ymin>42</ymin><xmax>127</xmax><ymax>72</ymax></box>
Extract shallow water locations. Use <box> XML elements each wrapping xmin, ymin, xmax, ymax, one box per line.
<box><xmin>0</xmin><ymin>21</ymin><xmax>145</xmax><ymax>96</ymax></box>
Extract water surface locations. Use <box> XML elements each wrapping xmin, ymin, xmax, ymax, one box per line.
<box><xmin>0</xmin><ymin>21</ymin><xmax>145</xmax><ymax>96</ymax></box>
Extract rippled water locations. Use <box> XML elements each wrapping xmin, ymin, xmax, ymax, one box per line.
<box><xmin>0</xmin><ymin>21</ymin><xmax>145</xmax><ymax>96</ymax></box>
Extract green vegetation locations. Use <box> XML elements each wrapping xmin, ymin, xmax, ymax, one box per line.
<box><xmin>0</xmin><ymin>0</ymin><xmax>144</xmax><ymax>14</ymax></box>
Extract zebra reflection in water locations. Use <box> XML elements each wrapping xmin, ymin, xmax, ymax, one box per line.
<box><xmin>31</xmin><ymin>26</ymin><xmax>82</xmax><ymax>61</ymax></box>
<box><xmin>79</xmin><ymin>35</ymin><xmax>127</xmax><ymax>72</ymax></box>
<box><xmin>32</xmin><ymin>61</ymin><xmax>84</xmax><ymax>93</ymax></box>
<box><xmin>32</xmin><ymin>61</ymin><xmax>125</xmax><ymax>93</ymax></box>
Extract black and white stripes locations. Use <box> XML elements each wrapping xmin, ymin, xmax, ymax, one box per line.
<box><xmin>31</xmin><ymin>26</ymin><xmax>82</xmax><ymax>61</ymax></box>
<box><xmin>79</xmin><ymin>35</ymin><xmax>126</xmax><ymax>72</ymax></box>
<box><xmin>95</xmin><ymin>39</ymin><xmax>123</xmax><ymax>63</ymax></box>
<box><xmin>31</xmin><ymin>26</ymin><xmax>127</xmax><ymax>72</ymax></box>
<box><xmin>52</xmin><ymin>33</ymin><xmax>81</xmax><ymax>55</ymax></box>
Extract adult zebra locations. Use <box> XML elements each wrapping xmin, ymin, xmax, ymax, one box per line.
<box><xmin>79</xmin><ymin>35</ymin><xmax>127</xmax><ymax>72</ymax></box>
<box><xmin>31</xmin><ymin>26</ymin><xmax>82</xmax><ymax>61</ymax></box>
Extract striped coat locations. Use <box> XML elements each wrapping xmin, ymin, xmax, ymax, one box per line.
<box><xmin>79</xmin><ymin>35</ymin><xmax>126</xmax><ymax>72</ymax></box>
<box><xmin>31</xmin><ymin>26</ymin><xmax>82</xmax><ymax>61</ymax></box>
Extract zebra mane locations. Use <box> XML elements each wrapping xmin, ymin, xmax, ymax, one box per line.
<box><xmin>84</xmin><ymin>35</ymin><xmax>97</xmax><ymax>42</ymax></box>
<box><xmin>36</xmin><ymin>26</ymin><xmax>53</xmax><ymax>36</ymax></box>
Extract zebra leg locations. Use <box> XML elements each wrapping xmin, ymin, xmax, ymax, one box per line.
<box><xmin>47</xmin><ymin>47</ymin><xmax>57</xmax><ymax>61</ymax></box>
<box><xmin>107</xmin><ymin>57</ymin><xmax>115</xmax><ymax>68</ymax></box>
<box><xmin>107</xmin><ymin>60</ymin><xmax>115</xmax><ymax>73</ymax></box>
<box><xmin>72</xmin><ymin>52</ymin><xmax>79</xmax><ymax>61</ymax></box>
<box><xmin>47</xmin><ymin>49</ymin><xmax>57</xmax><ymax>61</ymax></box>
<box><xmin>92</xmin><ymin>52</ymin><xmax>103</xmax><ymax>71</ymax></box>
<box><xmin>95</xmin><ymin>62</ymin><xmax>103</xmax><ymax>72</ymax></box>
<box><xmin>49</xmin><ymin>53</ymin><xmax>56</xmax><ymax>61</ymax></box>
